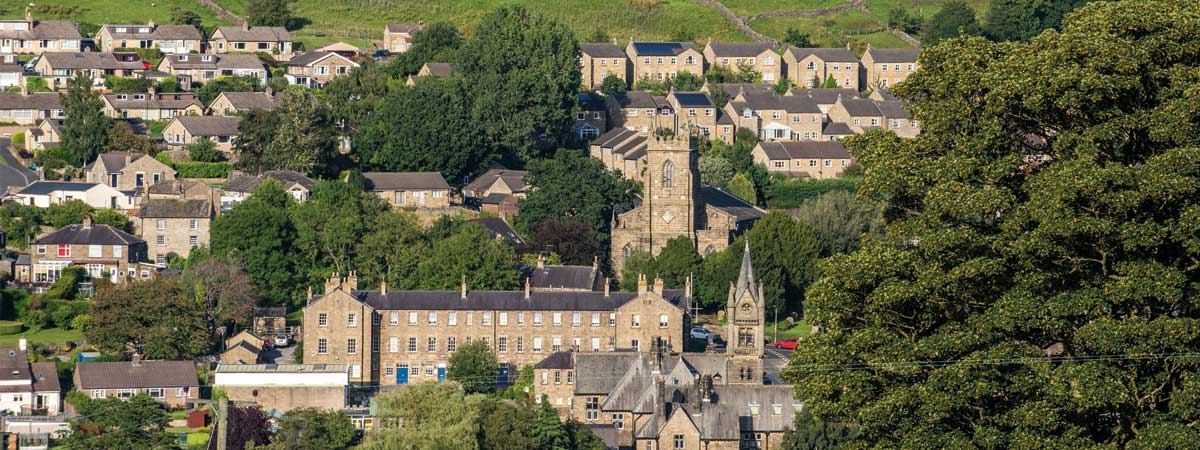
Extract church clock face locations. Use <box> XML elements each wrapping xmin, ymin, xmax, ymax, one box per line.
<box><xmin>739</xmin><ymin>302</ymin><xmax>755</xmax><ymax>321</ymax></box>
<box><xmin>661</xmin><ymin>210</ymin><xmax>674</xmax><ymax>223</ymax></box>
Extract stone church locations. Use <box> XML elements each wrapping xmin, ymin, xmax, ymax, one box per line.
<box><xmin>610</xmin><ymin>133</ymin><xmax>766</xmax><ymax>273</ymax></box>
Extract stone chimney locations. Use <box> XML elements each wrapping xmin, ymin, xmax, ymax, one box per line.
<box><xmin>242</xmin><ymin>22</ymin><xmax>250</xmax><ymax>31</ymax></box>
<box><xmin>324</xmin><ymin>272</ymin><xmax>341</xmax><ymax>294</ymax></box>
<box><xmin>654</xmin><ymin>375</ymin><xmax>668</xmax><ymax>428</ymax></box>
<box><xmin>148</xmin><ymin>83</ymin><xmax>157</xmax><ymax>97</ymax></box>
<box><xmin>148</xmin><ymin>19</ymin><xmax>155</xmax><ymax>28</ymax></box>
<box><xmin>460</xmin><ymin>274</ymin><xmax>467</xmax><ymax>300</ymax></box>
<box><xmin>345</xmin><ymin>271</ymin><xmax>358</xmax><ymax>291</ymax></box>
<box><xmin>592</xmin><ymin>255</ymin><xmax>599</xmax><ymax>272</ymax></box>
<box><xmin>25</xmin><ymin>7</ymin><xmax>32</xmax><ymax>24</ymax></box>
<box><xmin>380</xmin><ymin>279</ymin><xmax>387</xmax><ymax>295</ymax></box>
<box><xmin>18</xmin><ymin>76</ymin><xmax>26</xmax><ymax>96</ymax></box>
<box><xmin>524</xmin><ymin>276</ymin><xmax>531</xmax><ymax>299</ymax></box>
<box><xmin>82</xmin><ymin>216</ymin><xmax>93</xmax><ymax>229</ymax></box>
<box><xmin>125</xmin><ymin>152</ymin><xmax>132</xmax><ymax>167</ymax></box>
<box><xmin>653</xmin><ymin>276</ymin><xmax>664</xmax><ymax>294</ymax></box>
<box><xmin>701</xmin><ymin>374</ymin><xmax>714</xmax><ymax>403</ymax></box>
<box><xmin>536</xmin><ymin>254</ymin><xmax>545</xmax><ymax>270</ymax></box>
<box><xmin>603</xmin><ymin>278</ymin><xmax>610</xmax><ymax>297</ymax></box>
<box><xmin>131</xmin><ymin>353</ymin><xmax>142</xmax><ymax>367</ymax></box>
<box><xmin>265</xmin><ymin>86</ymin><xmax>273</xmax><ymax>96</ymax></box>
<box><xmin>685</xmin><ymin>273</ymin><xmax>692</xmax><ymax>299</ymax></box>
<box><xmin>306</xmin><ymin>286</ymin><xmax>313</xmax><ymax>304</ymax></box>
<box><xmin>637</xmin><ymin>273</ymin><xmax>648</xmax><ymax>295</ymax></box>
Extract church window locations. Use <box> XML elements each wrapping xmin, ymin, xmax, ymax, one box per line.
<box><xmin>704</xmin><ymin>245</ymin><xmax>716</xmax><ymax>255</ymax></box>
<box><xmin>623</xmin><ymin>244</ymin><xmax>632</xmax><ymax>260</ymax></box>
<box><xmin>661</xmin><ymin>160</ymin><xmax>674</xmax><ymax>188</ymax></box>
<box><xmin>738</xmin><ymin>327</ymin><xmax>755</xmax><ymax>348</ymax></box>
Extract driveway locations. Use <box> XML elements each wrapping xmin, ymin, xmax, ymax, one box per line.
<box><xmin>261</xmin><ymin>344</ymin><xmax>296</xmax><ymax>364</ymax></box>
<box><xmin>0</xmin><ymin>138</ymin><xmax>36</xmax><ymax>193</ymax></box>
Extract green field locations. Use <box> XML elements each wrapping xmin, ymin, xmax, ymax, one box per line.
<box><xmin>766</xmin><ymin>320</ymin><xmax>811</xmax><ymax>341</ymax></box>
<box><xmin>3</xmin><ymin>0</ymin><xmax>989</xmax><ymax>51</ymax></box>
<box><xmin>0</xmin><ymin>327</ymin><xmax>82</xmax><ymax>347</ymax></box>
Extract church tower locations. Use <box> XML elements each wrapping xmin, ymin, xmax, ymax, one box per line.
<box><xmin>610</xmin><ymin>132</ymin><xmax>701</xmax><ymax>271</ymax></box>
<box><xmin>725</xmin><ymin>241</ymin><xmax>764</xmax><ymax>385</ymax></box>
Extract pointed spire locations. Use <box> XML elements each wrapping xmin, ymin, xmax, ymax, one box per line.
<box><xmin>734</xmin><ymin>240</ymin><xmax>758</xmax><ymax>302</ymax></box>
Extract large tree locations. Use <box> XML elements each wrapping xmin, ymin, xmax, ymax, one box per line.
<box><xmin>455</xmin><ymin>6</ymin><xmax>581</xmax><ymax>162</ymax></box>
<box><xmin>87</xmin><ymin>276</ymin><xmax>210</xmax><ymax>359</ymax></box>
<box><xmin>531</xmin><ymin>220</ymin><xmax>602</xmax><ymax>266</ymax></box>
<box><xmin>985</xmin><ymin>0</ymin><xmax>1092</xmax><ymax>41</ymax></box>
<box><xmin>253</xmin><ymin>408</ymin><xmax>356</xmax><ymax>450</ymax></box>
<box><xmin>246</xmin><ymin>0</ymin><xmax>290</xmax><ymax>27</ymax></box>
<box><xmin>355</xmin><ymin>211</ymin><xmax>425</xmax><ymax>290</ymax></box>
<box><xmin>210</xmin><ymin>179</ymin><xmax>301</xmax><ymax>306</ymax></box>
<box><xmin>414</xmin><ymin>222</ymin><xmax>521</xmax><ymax>291</ymax></box>
<box><xmin>791</xmin><ymin>190</ymin><xmax>884</xmax><ymax>257</ymax></box>
<box><xmin>447</xmin><ymin>339</ymin><xmax>500</xmax><ymax>394</ymax></box>
<box><xmin>59</xmin><ymin>72</ymin><xmax>111</xmax><ymax>167</ymax></box>
<box><xmin>385</xmin><ymin>22</ymin><xmax>463</xmax><ymax>77</ymax></box>
<box><xmin>784</xmin><ymin>1</ymin><xmax>1200</xmax><ymax>447</ymax></box>
<box><xmin>59</xmin><ymin>395</ymin><xmax>175</xmax><ymax>449</ymax></box>
<box><xmin>235</xmin><ymin>90</ymin><xmax>338</xmax><ymax>176</ymax></box>
<box><xmin>179</xmin><ymin>255</ymin><xmax>258</xmax><ymax>339</ymax></box>
<box><xmin>922</xmin><ymin>0</ymin><xmax>982</xmax><ymax>45</ymax></box>
<box><xmin>363</xmin><ymin>381</ymin><xmax>482</xmax><ymax>450</ymax></box>
<box><xmin>290</xmin><ymin>180</ymin><xmax>388</xmax><ymax>280</ymax></box>
<box><xmin>517</xmin><ymin>150</ymin><xmax>639</xmax><ymax>249</ymax></box>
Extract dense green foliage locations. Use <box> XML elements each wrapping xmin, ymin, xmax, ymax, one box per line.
<box><xmin>251</xmin><ymin>408</ymin><xmax>356</xmax><ymax>450</ymax></box>
<box><xmin>87</xmin><ymin>276</ymin><xmax>210</xmax><ymax>358</ymax></box>
<box><xmin>922</xmin><ymin>0</ymin><xmax>982</xmax><ymax>45</ymax></box>
<box><xmin>447</xmin><ymin>340</ymin><xmax>500</xmax><ymax>393</ymax></box>
<box><xmin>235</xmin><ymin>90</ymin><xmax>339</xmax><ymax>176</ymax></box>
<box><xmin>195</xmin><ymin>75</ymin><xmax>262</xmax><ymax>105</ymax></box>
<box><xmin>247</xmin><ymin>0</ymin><xmax>291</xmax><ymax>27</ymax></box>
<box><xmin>985</xmin><ymin>0</ymin><xmax>1092</xmax><ymax>41</ymax></box>
<box><xmin>59</xmin><ymin>395</ymin><xmax>176</xmax><ymax>449</ymax></box>
<box><xmin>784</xmin><ymin>1</ymin><xmax>1200</xmax><ymax>446</ymax></box>
<box><xmin>187</xmin><ymin>138</ymin><xmax>226</xmax><ymax>162</ymax></box>
<box><xmin>59</xmin><ymin>72</ymin><xmax>111</xmax><ymax>167</ymax></box>
<box><xmin>764</xmin><ymin>177</ymin><xmax>858</xmax><ymax>209</ymax></box>
<box><xmin>791</xmin><ymin>190</ymin><xmax>884</xmax><ymax>257</ymax></box>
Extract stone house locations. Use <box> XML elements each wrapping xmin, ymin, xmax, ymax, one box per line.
<box><xmin>0</xmin><ymin>55</ymin><xmax>22</xmax><ymax>89</ymax></box>
<box><xmin>363</xmin><ymin>172</ymin><xmax>452</xmax><ymax>209</ymax></box>
<box><xmin>752</xmin><ymin>141</ymin><xmax>852</xmax><ymax>179</ymax></box>
<box><xmin>589</xmin><ymin>127</ymin><xmax>646</xmax><ymax>181</ymax></box>
<box><xmin>101</xmin><ymin>91</ymin><xmax>204</xmax><ymax>121</ymax></box>
<box><xmin>221</xmin><ymin>330</ymin><xmax>262</xmax><ymax>365</ymax></box>
<box><xmin>405</xmin><ymin>62</ymin><xmax>454</xmax><ymax>86</ymax></box>
<box><xmin>722</xmin><ymin>89</ymin><xmax>824</xmax><ymax>142</ymax></box>
<box><xmin>580</xmin><ymin>43</ymin><xmax>629</xmax><ymax>89</ymax></box>
<box><xmin>821</xmin><ymin>121</ymin><xmax>854</xmax><ymax>141</ymax></box>
<box><xmin>626</xmin><ymin>41</ymin><xmax>703</xmax><ymax>84</ymax></box>
<box><xmin>826</xmin><ymin>95</ymin><xmax>884</xmax><ymax>133</ymax></box>
<box><xmin>84</xmin><ymin>151</ymin><xmax>176</xmax><ymax>192</ymax></box>
<box><xmin>24</xmin><ymin>118</ymin><xmax>61</xmax><ymax>151</ymax></box>
<box><xmin>703</xmin><ymin>42</ymin><xmax>781</xmax><ymax>83</ymax></box>
<box><xmin>607</xmin><ymin>90</ymin><xmax>672</xmax><ymax>134</ymax></box>
<box><xmin>74</xmin><ymin>358</ymin><xmax>199</xmax><ymax>409</ymax></box>
<box><xmin>0</xmin><ymin>347</ymin><xmax>61</xmax><ymax>416</ymax></box>
<box><xmin>609</xmin><ymin>134</ymin><xmax>765</xmax><ymax>271</ymax></box>
<box><xmin>214</xmin><ymin>363</ymin><xmax>349</xmax><ymax>412</ymax></box>
<box><xmin>383</xmin><ymin>23</ymin><xmax>423</xmax><ymax>53</ymax></box>
<box><xmin>860</xmin><ymin>46</ymin><xmax>920</xmax><ymax>89</ymax></box>
<box><xmin>30</xmin><ymin>217</ymin><xmax>154</xmax><ymax>284</ymax></box>
<box><xmin>783</xmin><ymin>47</ymin><xmax>860</xmax><ymax>90</ymax></box>
<box><xmin>138</xmin><ymin>199</ymin><xmax>213</xmax><ymax>263</ymax></box>
<box><xmin>13</xmin><ymin>181</ymin><xmax>138</xmax><ymax>211</ymax></box>
<box><xmin>575</xmin><ymin>92</ymin><xmax>607</xmax><ymax>141</ymax></box>
<box><xmin>209</xmin><ymin>25</ymin><xmax>293</xmax><ymax>60</ymax></box>
<box><xmin>95</xmin><ymin>22</ymin><xmax>203</xmax><ymax>54</ymax></box>
<box><xmin>31</xmin><ymin>52</ymin><xmax>145</xmax><ymax>90</ymax></box>
<box><xmin>145</xmin><ymin>179</ymin><xmax>213</xmax><ymax>201</ymax></box>
<box><xmin>788</xmin><ymin>87</ymin><xmax>859</xmax><ymax>114</ymax></box>
<box><xmin>207</xmin><ymin>90</ymin><xmax>280</xmax><ymax>116</ymax></box>
<box><xmin>0</xmin><ymin>91</ymin><xmax>61</xmax><ymax>125</ymax></box>
<box><xmin>875</xmin><ymin>99</ymin><xmax>920</xmax><ymax>138</ymax></box>
<box><xmin>666</xmin><ymin>92</ymin><xmax>717</xmax><ymax>139</ymax></box>
<box><xmin>0</xmin><ymin>14</ymin><xmax>82</xmax><ymax>54</ymax></box>
<box><xmin>253</xmin><ymin>307</ymin><xmax>288</xmax><ymax>336</ymax></box>
<box><xmin>302</xmin><ymin>271</ymin><xmax>692</xmax><ymax>385</ymax></box>
<box><xmin>156</xmin><ymin>53</ymin><xmax>269</xmax><ymax>90</ymax></box>
<box><xmin>162</xmin><ymin>116</ymin><xmax>243</xmax><ymax>155</ymax></box>
<box><xmin>463</xmin><ymin>168</ymin><xmax>527</xmax><ymax>218</ymax></box>
<box><xmin>285</xmin><ymin>51</ymin><xmax>360</xmax><ymax>88</ymax></box>
<box><xmin>221</xmin><ymin>170</ymin><xmax>316</xmax><ymax>209</ymax></box>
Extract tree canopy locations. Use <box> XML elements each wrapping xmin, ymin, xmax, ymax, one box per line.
<box><xmin>59</xmin><ymin>395</ymin><xmax>175</xmax><ymax>449</ymax></box>
<box><xmin>922</xmin><ymin>0</ymin><xmax>982</xmax><ymax>45</ymax></box>
<box><xmin>59</xmin><ymin>72</ymin><xmax>111</xmax><ymax>167</ymax></box>
<box><xmin>784</xmin><ymin>1</ymin><xmax>1200</xmax><ymax>446</ymax></box>
<box><xmin>447</xmin><ymin>339</ymin><xmax>500</xmax><ymax>393</ymax></box>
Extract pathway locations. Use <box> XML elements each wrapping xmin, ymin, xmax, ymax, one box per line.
<box><xmin>0</xmin><ymin>138</ymin><xmax>36</xmax><ymax>194</ymax></box>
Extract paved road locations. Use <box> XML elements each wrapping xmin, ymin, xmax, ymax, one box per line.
<box><xmin>0</xmin><ymin>138</ymin><xmax>36</xmax><ymax>193</ymax></box>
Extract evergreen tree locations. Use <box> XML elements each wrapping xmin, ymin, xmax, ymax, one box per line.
<box><xmin>246</xmin><ymin>0</ymin><xmax>290</xmax><ymax>27</ymax></box>
<box><xmin>922</xmin><ymin>0</ymin><xmax>982</xmax><ymax>45</ymax></box>
<box><xmin>59</xmin><ymin>72</ymin><xmax>110</xmax><ymax>166</ymax></box>
<box><xmin>531</xmin><ymin>400</ymin><xmax>570</xmax><ymax>450</ymax></box>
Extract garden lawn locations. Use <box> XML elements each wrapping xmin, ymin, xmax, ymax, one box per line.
<box><xmin>765</xmin><ymin>319</ymin><xmax>810</xmax><ymax>341</ymax></box>
<box><xmin>0</xmin><ymin>328</ymin><xmax>81</xmax><ymax>347</ymax></box>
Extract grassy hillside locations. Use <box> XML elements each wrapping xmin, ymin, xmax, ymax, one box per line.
<box><xmin>2</xmin><ymin>0</ymin><xmax>991</xmax><ymax>51</ymax></box>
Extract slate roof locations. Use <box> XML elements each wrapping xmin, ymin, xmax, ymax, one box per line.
<box><xmin>354</xmin><ymin>288</ymin><xmax>689</xmax><ymax>313</ymax></box>
<box><xmin>706</xmin><ymin>83</ymin><xmax>774</xmax><ymax>99</ymax></box>
<box><xmin>630</xmin><ymin>42</ymin><xmax>696</xmax><ymax>56</ymax></box>
<box><xmin>363</xmin><ymin>172</ymin><xmax>450</xmax><ymax>191</ymax></box>
<box><xmin>224</xmin><ymin>170</ymin><xmax>316</xmax><ymax>193</ymax></box>
<box><xmin>577</xmin><ymin>92</ymin><xmax>606</xmax><ymax>111</ymax></box>
<box><xmin>102</xmin><ymin>24</ymin><xmax>201</xmax><ymax>40</ymax></box>
<box><xmin>34</xmin><ymin>222</ymin><xmax>143</xmax><ymax>246</ymax></box>
<box><xmin>174</xmin><ymin>116</ymin><xmax>242</xmax><ymax>136</ymax></box>
<box><xmin>40</xmin><ymin>52</ymin><xmax>143</xmax><ymax>70</ymax></box>
<box><xmin>671</xmin><ymin>92</ymin><xmax>712</xmax><ymax>108</ymax></box>
<box><xmin>581</xmin><ymin>43</ymin><xmax>626</xmax><ymax>58</ymax></box>
<box><xmin>31</xmin><ymin>361</ymin><xmax>59</xmax><ymax>393</ymax></box>
<box><xmin>528</xmin><ymin>264</ymin><xmax>604</xmax><ymax>291</ymax></box>
<box><xmin>573</xmin><ymin>353</ymin><xmax>641</xmax><ymax>394</ymax></box>
<box><xmin>212</xmin><ymin>91</ymin><xmax>279</xmax><ymax>111</ymax></box>
<box><xmin>533</xmin><ymin>351</ymin><xmax>574</xmax><ymax>369</ymax></box>
<box><xmin>790</xmin><ymin>88</ymin><xmax>858</xmax><ymax>105</ymax></box>
<box><xmin>707</xmin><ymin>42</ymin><xmax>772</xmax><ymax>57</ymax></box>
<box><xmin>76</xmin><ymin>360</ymin><xmax>198</xmax><ymax>390</ymax></box>
<box><xmin>737</xmin><ymin>91</ymin><xmax>819</xmax><ymax>114</ymax></box>
<box><xmin>163</xmin><ymin>53</ymin><xmax>266</xmax><ymax>71</ymax></box>
<box><xmin>287</xmin><ymin>51</ymin><xmax>357</xmax><ymax>67</ymax></box>
<box><xmin>214</xmin><ymin>26</ymin><xmax>291</xmax><ymax>42</ymax></box>
<box><xmin>470</xmin><ymin>217</ymin><xmax>526</xmax><ymax>247</ymax></box>
<box><xmin>865</xmin><ymin>47</ymin><xmax>919</xmax><ymax>64</ymax></box>
<box><xmin>0</xmin><ymin>348</ymin><xmax>32</xmax><ymax>391</ymax></box>
<box><xmin>594</xmin><ymin>128</ymin><xmax>637</xmax><ymax>148</ymax></box>
<box><xmin>822</xmin><ymin>121</ymin><xmax>854</xmax><ymax>136</ymax></box>
<box><xmin>463</xmin><ymin>168</ymin><xmax>528</xmax><ymax>194</ymax></box>
<box><xmin>786</xmin><ymin>47</ymin><xmax>858</xmax><ymax>62</ymax></box>
<box><xmin>876</xmin><ymin>100</ymin><xmax>910</xmax><ymax>119</ymax></box>
<box><xmin>104</xmin><ymin>93</ymin><xmax>202</xmax><ymax>111</ymax></box>
<box><xmin>17</xmin><ymin>181</ymin><xmax>97</xmax><ymax>195</ymax></box>
<box><xmin>90</xmin><ymin>151</ymin><xmax>153</xmax><ymax>172</ymax></box>
<box><xmin>0</xmin><ymin>92</ymin><xmax>61</xmax><ymax>110</ymax></box>
<box><xmin>139</xmin><ymin>199</ymin><xmax>212</xmax><ymax>218</ymax></box>
<box><xmin>0</xmin><ymin>20</ymin><xmax>81</xmax><ymax>40</ymax></box>
<box><xmin>612</xmin><ymin>91</ymin><xmax>661</xmax><ymax>109</ymax></box>
<box><xmin>255</xmin><ymin>307</ymin><xmax>287</xmax><ymax>317</ymax></box>
<box><xmin>422</xmin><ymin>62</ymin><xmax>454</xmax><ymax>76</ymax></box>
<box><xmin>700</xmin><ymin>187</ymin><xmax>767</xmax><ymax>223</ymax></box>
<box><xmin>757</xmin><ymin>141</ymin><xmax>850</xmax><ymax>160</ymax></box>
<box><xmin>0</xmin><ymin>63</ymin><xmax>21</xmax><ymax>73</ymax></box>
<box><xmin>146</xmin><ymin>179</ymin><xmax>208</xmax><ymax>196</ymax></box>
<box><xmin>385</xmin><ymin>23</ymin><xmax>424</xmax><ymax>34</ymax></box>
<box><xmin>838</xmin><ymin>96</ymin><xmax>883</xmax><ymax>117</ymax></box>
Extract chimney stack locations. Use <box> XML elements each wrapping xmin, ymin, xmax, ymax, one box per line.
<box><xmin>242</xmin><ymin>22</ymin><xmax>250</xmax><ymax>31</ymax></box>
<box><xmin>82</xmin><ymin>216</ymin><xmax>93</xmax><ymax>228</ymax></box>
<box><xmin>18</xmin><ymin>338</ymin><xmax>26</xmax><ymax>351</ymax></box>
<box><xmin>654</xmin><ymin>375</ymin><xmax>668</xmax><ymax>428</ymax></box>
<box><xmin>345</xmin><ymin>271</ymin><xmax>358</xmax><ymax>291</ymax></box>
<box><xmin>325</xmin><ymin>272</ymin><xmax>340</xmax><ymax>294</ymax></box>
<box><xmin>380</xmin><ymin>280</ymin><xmax>387</xmax><ymax>295</ymax></box>
<box><xmin>18</xmin><ymin>76</ymin><xmax>26</xmax><ymax>96</ymax></box>
<box><xmin>685</xmin><ymin>273</ymin><xmax>692</xmax><ymax>299</ymax></box>
<box><xmin>306</xmin><ymin>286</ymin><xmax>313</xmax><ymax>303</ymax></box>
<box><xmin>701</xmin><ymin>374</ymin><xmax>714</xmax><ymax>403</ymax></box>
<box><xmin>603</xmin><ymin>278</ymin><xmax>610</xmax><ymax>297</ymax></box>
<box><xmin>592</xmin><ymin>255</ymin><xmax>598</xmax><ymax>272</ymax></box>
<box><xmin>524</xmin><ymin>277</ymin><xmax>531</xmax><ymax>299</ymax></box>
<box><xmin>637</xmin><ymin>273</ymin><xmax>647</xmax><ymax>295</ymax></box>
<box><xmin>460</xmin><ymin>274</ymin><xmax>467</xmax><ymax>300</ymax></box>
<box><xmin>537</xmin><ymin>254</ymin><xmax>545</xmax><ymax>270</ymax></box>
<box><xmin>131</xmin><ymin>353</ymin><xmax>142</xmax><ymax>367</ymax></box>
<box><xmin>653</xmin><ymin>276</ymin><xmax>664</xmax><ymax>294</ymax></box>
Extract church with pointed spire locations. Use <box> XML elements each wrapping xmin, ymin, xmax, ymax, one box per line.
<box><xmin>727</xmin><ymin>241</ymin><xmax>766</xmax><ymax>384</ymax></box>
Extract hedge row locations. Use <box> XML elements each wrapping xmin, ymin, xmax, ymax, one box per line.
<box><xmin>765</xmin><ymin>177</ymin><xmax>860</xmax><ymax>209</ymax></box>
<box><xmin>0</xmin><ymin>321</ymin><xmax>24</xmax><ymax>335</ymax></box>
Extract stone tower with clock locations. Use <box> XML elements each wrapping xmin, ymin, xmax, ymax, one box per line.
<box><xmin>725</xmin><ymin>242</ymin><xmax>765</xmax><ymax>385</ymax></box>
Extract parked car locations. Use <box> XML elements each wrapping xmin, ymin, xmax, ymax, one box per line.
<box><xmin>690</xmin><ymin>326</ymin><xmax>714</xmax><ymax>340</ymax></box>
<box><xmin>262</xmin><ymin>339</ymin><xmax>274</xmax><ymax>350</ymax></box>
<box><xmin>274</xmin><ymin>335</ymin><xmax>290</xmax><ymax>348</ymax></box>
<box><xmin>774</xmin><ymin>338</ymin><xmax>799</xmax><ymax>349</ymax></box>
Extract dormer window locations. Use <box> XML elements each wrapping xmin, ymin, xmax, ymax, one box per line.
<box><xmin>116</xmin><ymin>27</ymin><xmax>127</xmax><ymax>33</ymax></box>
<box><xmin>742</xmin><ymin>109</ymin><xmax>752</xmax><ymax>118</ymax></box>
<box><xmin>139</xmin><ymin>27</ymin><xmax>150</xmax><ymax>33</ymax></box>
<box><xmin>202</xmin><ymin>55</ymin><xmax>212</xmax><ymax>62</ymax></box>
<box><xmin>116</xmin><ymin>94</ymin><xmax>127</xmax><ymax>100</ymax></box>
<box><xmin>133</xmin><ymin>94</ymin><xmax>145</xmax><ymax>100</ymax></box>
<box><xmin>179</xmin><ymin>55</ymin><xmax>188</xmax><ymax>61</ymax></box>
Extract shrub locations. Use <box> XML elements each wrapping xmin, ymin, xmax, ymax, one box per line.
<box><xmin>0</xmin><ymin>321</ymin><xmax>24</xmax><ymax>335</ymax></box>
<box><xmin>22</xmin><ymin>309</ymin><xmax>48</xmax><ymax>331</ymax></box>
<box><xmin>10</xmin><ymin>132</ymin><xmax>24</xmax><ymax>146</ymax></box>
<box><xmin>70</xmin><ymin>314</ymin><xmax>92</xmax><ymax>332</ymax></box>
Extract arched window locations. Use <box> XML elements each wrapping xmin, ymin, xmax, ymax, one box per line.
<box><xmin>622</xmin><ymin>244</ymin><xmax>633</xmax><ymax>261</ymax></box>
<box><xmin>662</xmin><ymin>160</ymin><xmax>674</xmax><ymax>188</ymax></box>
<box><xmin>704</xmin><ymin>245</ymin><xmax>715</xmax><ymax>256</ymax></box>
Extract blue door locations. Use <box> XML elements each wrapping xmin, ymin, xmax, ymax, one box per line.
<box><xmin>437</xmin><ymin>365</ymin><xmax>446</xmax><ymax>382</ymax></box>
<box><xmin>396</xmin><ymin>366</ymin><xmax>408</xmax><ymax>385</ymax></box>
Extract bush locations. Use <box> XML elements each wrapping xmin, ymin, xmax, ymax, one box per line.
<box><xmin>33</xmin><ymin>147</ymin><xmax>71</xmax><ymax>169</ymax></box>
<box><xmin>23</xmin><ymin>309</ymin><xmax>48</xmax><ymax>331</ymax></box>
<box><xmin>70</xmin><ymin>314</ymin><xmax>92</xmax><ymax>332</ymax></box>
<box><xmin>11</xmin><ymin>132</ymin><xmax>24</xmax><ymax>146</ymax></box>
<box><xmin>0</xmin><ymin>289</ymin><xmax>32</xmax><ymax>321</ymax></box>
<box><xmin>765</xmin><ymin>177</ymin><xmax>860</xmax><ymax>209</ymax></box>
<box><xmin>174</xmin><ymin>161</ymin><xmax>233</xmax><ymax>178</ymax></box>
<box><xmin>104</xmin><ymin>76</ymin><xmax>154</xmax><ymax>93</ymax></box>
<box><xmin>0</xmin><ymin>321</ymin><xmax>24</xmax><ymax>335</ymax></box>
